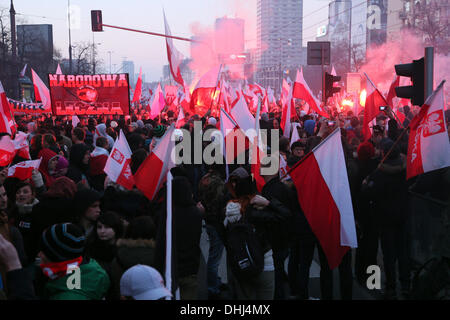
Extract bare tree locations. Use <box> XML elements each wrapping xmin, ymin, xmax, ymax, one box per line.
<box><xmin>403</xmin><ymin>0</ymin><xmax>450</xmax><ymax>55</ymax></box>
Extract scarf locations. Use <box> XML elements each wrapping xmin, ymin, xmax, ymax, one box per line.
<box><xmin>40</xmin><ymin>256</ymin><xmax>83</xmax><ymax>280</ymax></box>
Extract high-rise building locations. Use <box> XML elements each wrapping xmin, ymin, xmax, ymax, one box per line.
<box><xmin>328</xmin><ymin>0</ymin><xmax>352</xmax><ymax>74</ymax></box>
<box><xmin>17</xmin><ymin>24</ymin><xmax>53</xmax><ymax>60</ymax></box>
<box><xmin>122</xmin><ymin>60</ymin><xmax>135</xmax><ymax>86</ymax></box>
<box><xmin>256</xmin><ymin>0</ymin><xmax>303</xmax><ymax>91</ymax></box>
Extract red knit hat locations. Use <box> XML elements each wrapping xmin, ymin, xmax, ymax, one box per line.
<box><xmin>357</xmin><ymin>141</ymin><xmax>375</xmax><ymax>162</ymax></box>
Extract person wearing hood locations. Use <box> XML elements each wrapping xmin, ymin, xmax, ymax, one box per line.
<box><xmin>35</xmin><ymin>223</ymin><xmax>110</xmax><ymax>300</ymax></box>
<box><xmin>66</xmin><ymin>143</ymin><xmax>92</xmax><ymax>187</ymax></box>
<box><xmin>72</xmin><ymin>189</ymin><xmax>102</xmax><ymax>238</ymax></box>
<box><xmin>94</xmin><ymin>123</ymin><xmax>115</xmax><ymax>151</ymax></box>
<box><xmin>303</xmin><ymin>119</ymin><xmax>316</xmax><ymax>137</ymax></box>
<box><xmin>361</xmin><ymin>139</ymin><xmax>410</xmax><ymax>300</ymax></box>
<box><xmin>9</xmin><ymin>182</ymin><xmax>40</xmax><ymax>266</ymax></box>
<box><xmin>90</xmin><ymin>137</ymin><xmax>109</xmax><ymax>192</ymax></box>
<box><xmin>155</xmin><ymin>176</ymin><xmax>203</xmax><ymax>300</ymax></box>
<box><xmin>38</xmin><ymin>148</ymin><xmax>58</xmax><ymax>188</ymax></box>
<box><xmin>110</xmin><ymin>215</ymin><xmax>158</xmax><ymax>300</ymax></box>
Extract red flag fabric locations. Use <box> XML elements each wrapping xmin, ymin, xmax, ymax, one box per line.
<box><xmin>163</xmin><ymin>12</ymin><xmax>185</xmax><ymax>87</ymax></box>
<box><xmin>190</xmin><ymin>65</ymin><xmax>221</xmax><ymax>117</ymax></box>
<box><xmin>362</xmin><ymin>74</ymin><xmax>389</xmax><ymax>141</ymax></box>
<box><xmin>0</xmin><ymin>135</ymin><xmax>16</xmax><ymax>166</ymax></box>
<box><xmin>31</xmin><ymin>69</ymin><xmax>52</xmax><ymax>113</ymax></box>
<box><xmin>13</xmin><ymin>131</ymin><xmax>31</xmax><ymax>159</ymax></box>
<box><xmin>290</xmin><ymin>129</ymin><xmax>357</xmax><ymax>269</ymax></box>
<box><xmin>406</xmin><ymin>83</ymin><xmax>450</xmax><ymax>180</ymax></box>
<box><xmin>386</xmin><ymin>75</ymin><xmax>400</xmax><ymax>108</ymax></box>
<box><xmin>135</xmin><ymin>124</ymin><xmax>175</xmax><ymax>200</ymax></box>
<box><xmin>0</xmin><ymin>81</ymin><xmax>15</xmax><ymax>135</ymax></box>
<box><xmin>132</xmin><ymin>68</ymin><xmax>143</xmax><ymax>103</ymax></box>
<box><xmin>150</xmin><ymin>83</ymin><xmax>165</xmax><ymax>120</ymax></box>
<box><xmin>104</xmin><ymin>130</ymin><xmax>135</xmax><ymax>190</ymax></box>
<box><xmin>8</xmin><ymin>159</ymin><xmax>41</xmax><ymax>180</ymax></box>
<box><xmin>293</xmin><ymin>68</ymin><xmax>328</xmax><ymax>118</ymax></box>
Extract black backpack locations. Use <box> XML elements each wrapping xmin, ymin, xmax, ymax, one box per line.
<box><xmin>225</xmin><ymin>219</ymin><xmax>264</xmax><ymax>281</ymax></box>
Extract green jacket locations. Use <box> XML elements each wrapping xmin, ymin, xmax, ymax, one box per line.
<box><xmin>45</xmin><ymin>259</ymin><xmax>110</xmax><ymax>300</ymax></box>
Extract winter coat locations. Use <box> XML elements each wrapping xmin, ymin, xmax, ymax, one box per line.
<box><xmin>66</xmin><ymin>143</ymin><xmax>91</xmax><ymax>185</ymax></box>
<box><xmin>198</xmin><ymin>171</ymin><xmax>226</xmax><ymax>236</ymax></box>
<box><xmin>110</xmin><ymin>238</ymin><xmax>157</xmax><ymax>300</ymax></box>
<box><xmin>361</xmin><ymin>157</ymin><xmax>409</xmax><ymax>228</ymax></box>
<box><xmin>43</xmin><ymin>258</ymin><xmax>110</xmax><ymax>300</ymax></box>
<box><xmin>38</xmin><ymin>148</ymin><xmax>57</xmax><ymax>188</ymax></box>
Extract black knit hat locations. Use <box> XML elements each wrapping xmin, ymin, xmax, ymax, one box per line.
<box><xmin>40</xmin><ymin>223</ymin><xmax>86</xmax><ymax>262</ymax></box>
<box><xmin>73</xmin><ymin>189</ymin><xmax>102</xmax><ymax>217</ymax></box>
<box><xmin>153</xmin><ymin>125</ymin><xmax>166</xmax><ymax>138</ymax></box>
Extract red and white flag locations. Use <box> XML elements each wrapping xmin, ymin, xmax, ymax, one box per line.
<box><xmin>135</xmin><ymin>124</ymin><xmax>176</xmax><ymax>200</ymax></box>
<box><xmin>279</xmin><ymin>154</ymin><xmax>290</xmax><ymax>181</ymax></box>
<box><xmin>13</xmin><ymin>131</ymin><xmax>30</xmax><ymax>159</ymax></box>
<box><xmin>386</xmin><ymin>75</ymin><xmax>400</xmax><ymax>108</ymax></box>
<box><xmin>293</xmin><ymin>68</ymin><xmax>328</xmax><ymax>118</ymax></box>
<box><xmin>362</xmin><ymin>73</ymin><xmax>389</xmax><ymax>140</ymax></box>
<box><xmin>0</xmin><ymin>135</ymin><xmax>16</xmax><ymax>166</ymax></box>
<box><xmin>104</xmin><ymin>130</ymin><xmax>135</xmax><ymax>190</ymax></box>
<box><xmin>281</xmin><ymin>91</ymin><xmax>294</xmax><ymax>139</ymax></box>
<box><xmin>190</xmin><ymin>65</ymin><xmax>221</xmax><ymax>117</ymax></box>
<box><xmin>132</xmin><ymin>67</ymin><xmax>143</xmax><ymax>103</ymax></box>
<box><xmin>0</xmin><ymin>81</ymin><xmax>15</xmax><ymax>135</ymax></box>
<box><xmin>175</xmin><ymin>107</ymin><xmax>185</xmax><ymax>129</ymax></box>
<box><xmin>72</xmin><ymin>115</ymin><xmax>80</xmax><ymax>128</ymax></box>
<box><xmin>8</xmin><ymin>159</ymin><xmax>41</xmax><ymax>181</ymax></box>
<box><xmin>56</xmin><ymin>63</ymin><xmax>63</xmax><ymax>75</ymax></box>
<box><xmin>163</xmin><ymin>11</ymin><xmax>185</xmax><ymax>87</ymax></box>
<box><xmin>19</xmin><ymin>64</ymin><xmax>27</xmax><ymax>78</ymax></box>
<box><xmin>267</xmin><ymin>87</ymin><xmax>275</xmax><ymax>103</ymax></box>
<box><xmin>31</xmin><ymin>68</ymin><xmax>51</xmax><ymax>112</ymax></box>
<box><xmin>290</xmin><ymin>128</ymin><xmax>357</xmax><ymax>269</ymax></box>
<box><xmin>406</xmin><ymin>82</ymin><xmax>450</xmax><ymax>180</ymax></box>
<box><xmin>220</xmin><ymin>107</ymin><xmax>248</xmax><ymax>165</ymax></box>
<box><xmin>150</xmin><ymin>83</ymin><xmax>165</xmax><ymax>120</ymax></box>
<box><xmin>230</xmin><ymin>94</ymin><xmax>256</xmax><ymax>142</ymax></box>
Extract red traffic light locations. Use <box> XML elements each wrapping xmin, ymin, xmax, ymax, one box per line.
<box><xmin>91</xmin><ymin>10</ymin><xmax>103</xmax><ymax>32</ymax></box>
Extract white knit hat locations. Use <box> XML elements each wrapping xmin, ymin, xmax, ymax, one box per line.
<box><xmin>224</xmin><ymin>202</ymin><xmax>242</xmax><ymax>226</ymax></box>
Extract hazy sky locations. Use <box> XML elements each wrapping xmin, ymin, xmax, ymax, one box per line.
<box><xmin>0</xmin><ymin>0</ymin><xmax>332</xmax><ymax>82</ymax></box>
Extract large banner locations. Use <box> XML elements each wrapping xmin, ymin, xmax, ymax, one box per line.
<box><xmin>8</xmin><ymin>99</ymin><xmax>50</xmax><ymax>114</ymax></box>
<box><xmin>48</xmin><ymin>73</ymin><xmax>131</xmax><ymax>115</ymax></box>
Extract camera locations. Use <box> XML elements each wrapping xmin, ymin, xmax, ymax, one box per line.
<box><xmin>327</xmin><ymin>121</ymin><xmax>336</xmax><ymax>126</ymax></box>
<box><xmin>379</xmin><ymin>106</ymin><xmax>387</xmax><ymax>111</ymax></box>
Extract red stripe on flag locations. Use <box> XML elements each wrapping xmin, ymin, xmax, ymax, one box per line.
<box><xmin>290</xmin><ymin>153</ymin><xmax>350</xmax><ymax>269</ymax></box>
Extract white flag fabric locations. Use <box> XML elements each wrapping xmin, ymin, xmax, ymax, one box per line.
<box><xmin>104</xmin><ymin>130</ymin><xmax>135</xmax><ymax>190</ymax></box>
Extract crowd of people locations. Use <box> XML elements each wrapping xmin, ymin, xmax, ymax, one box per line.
<box><xmin>0</xmin><ymin>101</ymin><xmax>449</xmax><ymax>301</ymax></box>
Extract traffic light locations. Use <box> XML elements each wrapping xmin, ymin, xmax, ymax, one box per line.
<box><xmin>394</xmin><ymin>57</ymin><xmax>425</xmax><ymax>106</ymax></box>
<box><xmin>324</xmin><ymin>72</ymin><xmax>341</xmax><ymax>102</ymax></box>
<box><xmin>91</xmin><ymin>10</ymin><xmax>103</xmax><ymax>32</ymax></box>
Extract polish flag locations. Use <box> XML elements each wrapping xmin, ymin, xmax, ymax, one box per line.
<box><xmin>132</xmin><ymin>67</ymin><xmax>143</xmax><ymax>103</ymax></box>
<box><xmin>362</xmin><ymin>73</ymin><xmax>389</xmax><ymax>141</ymax></box>
<box><xmin>19</xmin><ymin>64</ymin><xmax>27</xmax><ymax>78</ymax></box>
<box><xmin>290</xmin><ymin>128</ymin><xmax>357</xmax><ymax>269</ymax></box>
<box><xmin>104</xmin><ymin>130</ymin><xmax>135</xmax><ymax>190</ymax></box>
<box><xmin>386</xmin><ymin>75</ymin><xmax>400</xmax><ymax>108</ymax></box>
<box><xmin>230</xmin><ymin>95</ymin><xmax>256</xmax><ymax>142</ymax></box>
<box><xmin>262</xmin><ymin>91</ymin><xmax>269</xmax><ymax>113</ymax></box>
<box><xmin>0</xmin><ymin>81</ymin><xmax>15</xmax><ymax>135</ymax></box>
<box><xmin>175</xmin><ymin>107</ymin><xmax>185</xmax><ymax>129</ymax></box>
<box><xmin>250</xmin><ymin>100</ymin><xmax>266</xmax><ymax>193</ymax></box>
<box><xmin>279</xmin><ymin>154</ymin><xmax>290</xmax><ymax>181</ymax></box>
<box><xmin>150</xmin><ymin>83</ymin><xmax>165</xmax><ymax>120</ymax></box>
<box><xmin>220</xmin><ymin>107</ymin><xmax>248</xmax><ymax>165</ymax></box>
<box><xmin>31</xmin><ymin>69</ymin><xmax>51</xmax><ymax>112</ymax></box>
<box><xmin>290</xmin><ymin>122</ymin><xmax>301</xmax><ymax>147</ymax></box>
<box><xmin>0</xmin><ymin>135</ymin><xmax>16</xmax><ymax>166</ymax></box>
<box><xmin>190</xmin><ymin>65</ymin><xmax>221</xmax><ymax>117</ymax></box>
<box><xmin>406</xmin><ymin>82</ymin><xmax>450</xmax><ymax>180</ymax></box>
<box><xmin>280</xmin><ymin>79</ymin><xmax>290</xmax><ymax>107</ymax></box>
<box><xmin>13</xmin><ymin>131</ymin><xmax>30</xmax><ymax>159</ymax></box>
<box><xmin>164</xmin><ymin>11</ymin><xmax>185</xmax><ymax>87</ymax></box>
<box><xmin>218</xmin><ymin>80</ymin><xmax>231</xmax><ymax>113</ymax></box>
<box><xmin>164</xmin><ymin>85</ymin><xmax>178</xmax><ymax>107</ymax></box>
<box><xmin>248</xmin><ymin>83</ymin><xmax>264</xmax><ymax>97</ymax></box>
<box><xmin>8</xmin><ymin>159</ymin><xmax>42</xmax><ymax>181</ymax></box>
<box><xmin>293</xmin><ymin>68</ymin><xmax>328</xmax><ymax>118</ymax></box>
<box><xmin>72</xmin><ymin>115</ymin><xmax>80</xmax><ymax>128</ymax></box>
<box><xmin>135</xmin><ymin>124</ymin><xmax>176</xmax><ymax>200</ymax></box>
<box><xmin>56</xmin><ymin>64</ymin><xmax>63</xmax><ymax>75</ymax></box>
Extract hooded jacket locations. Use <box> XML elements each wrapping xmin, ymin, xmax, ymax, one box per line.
<box><xmin>38</xmin><ymin>148</ymin><xmax>57</xmax><ymax>187</ymax></box>
<box><xmin>66</xmin><ymin>143</ymin><xmax>91</xmax><ymax>185</ymax></box>
<box><xmin>43</xmin><ymin>258</ymin><xmax>110</xmax><ymax>300</ymax></box>
<box><xmin>94</xmin><ymin>123</ymin><xmax>115</xmax><ymax>150</ymax></box>
<box><xmin>110</xmin><ymin>238</ymin><xmax>156</xmax><ymax>300</ymax></box>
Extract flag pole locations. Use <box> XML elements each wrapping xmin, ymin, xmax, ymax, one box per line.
<box><xmin>206</xmin><ymin>64</ymin><xmax>223</xmax><ymax>116</ymax></box>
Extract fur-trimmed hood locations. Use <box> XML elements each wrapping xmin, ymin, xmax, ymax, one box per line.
<box><xmin>116</xmin><ymin>238</ymin><xmax>155</xmax><ymax>248</ymax></box>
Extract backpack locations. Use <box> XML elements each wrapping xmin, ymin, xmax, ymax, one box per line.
<box><xmin>225</xmin><ymin>219</ymin><xmax>264</xmax><ymax>281</ymax></box>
